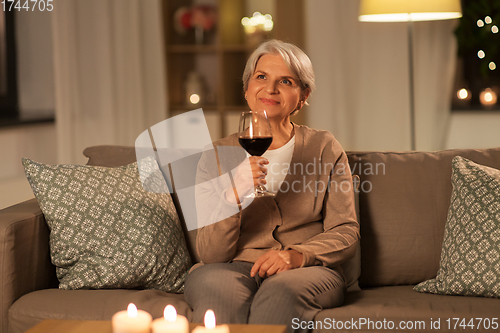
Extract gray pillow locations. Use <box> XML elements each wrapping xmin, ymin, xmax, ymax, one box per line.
<box><xmin>414</xmin><ymin>156</ymin><xmax>500</xmax><ymax>298</ymax></box>
<box><xmin>22</xmin><ymin>156</ymin><xmax>191</xmax><ymax>293</ymax></box>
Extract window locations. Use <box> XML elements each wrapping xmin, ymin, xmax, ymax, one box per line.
<box><xmin>452</xmin><ymin>0</ymin><xmax>500</xmax><ymax>110</ymax></box>
<box><xmin>0</xmin><ymin>9</ymin><xmax>18</xmax><ymax>118</ymax></box>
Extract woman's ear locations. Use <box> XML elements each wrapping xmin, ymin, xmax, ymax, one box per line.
<box><xmin>297</xmin><ymin>89</ymin><xmax>311</xmax><ymax>110</ymax></box>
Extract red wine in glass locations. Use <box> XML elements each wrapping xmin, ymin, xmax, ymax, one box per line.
<box><xmin>238</xmin><ymin>137</ymin><xmax>273</xmax><ymax>156</ymax></box>
<box><xmin>238</xmin><ymin>110</ymin><xmax>274</xmax><ymax>197</ymax></box>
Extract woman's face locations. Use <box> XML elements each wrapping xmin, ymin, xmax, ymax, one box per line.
<box><xmin>246</xmin><ymin>54</ymin><xmax>305</xmax><ymax>122</ymax></box>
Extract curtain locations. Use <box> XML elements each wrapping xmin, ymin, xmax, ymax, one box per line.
<box><xmin>305</xmin><ymin>0</ymin><xmax>457</xmax><ymax>151</ymax></box>
<box><xmin>52</xmin><ymin>0</ymin><xmax>168</xmax><ymax>164</ymax></box>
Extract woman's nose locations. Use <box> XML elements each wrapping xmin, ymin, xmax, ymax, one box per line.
<box><xmin>265</xmin><ymin>80</ymin><xmax>278</xmax><ymax>93</ymax></box>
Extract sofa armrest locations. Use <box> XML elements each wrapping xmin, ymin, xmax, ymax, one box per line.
<box><xmin>0</xmin><ymin>198</ymin><xmax>57</xmax><ymax>333</ymax></box>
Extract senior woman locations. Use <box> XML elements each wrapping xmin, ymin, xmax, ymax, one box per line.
<box><xmin>184</xmin><ymin>39</ymin><xmax>359</xmax><ymax>333</ymax></box>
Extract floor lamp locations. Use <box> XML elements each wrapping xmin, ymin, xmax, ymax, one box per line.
<box><xmin>359</xmin><ymin>0</ymin><xmax>462</xmax><ymax>151</ymax></box>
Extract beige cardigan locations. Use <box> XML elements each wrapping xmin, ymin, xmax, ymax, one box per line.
<box><xmin>195</xmin><ymin>124</ymin><xmax>359</xmax><ymax>271</ymax></box>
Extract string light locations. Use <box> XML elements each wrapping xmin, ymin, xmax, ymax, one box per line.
<box><xmin>457</xmin><ymin>88</ymin><xmax>470</xmax><ymax>100</ymax></box>
<box><xmin>241</xmin><ymin>12</ymin><xmax>274</xmax><ymax>34</ymax></box>
<box><xmin>189</xmin><ymin>94</ymin><xmax>200</xmax><ymax>104</ymax></box>
<box><xmin>460</xmin><ymin>15</ymin><xmax>498</xmax><ymax>109</ymax></box>
<box><xmin>480</xmin><ymin>88</ymin><xmax>497</xmax><ymax>107</ymax></box>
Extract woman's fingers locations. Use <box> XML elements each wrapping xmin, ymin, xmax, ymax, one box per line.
<box><xmin>265</xmin><ymin>261</ymin><xmax>281</xmax><ymax>277</ymax></box>
<box><xmin>228</xmin><ymin>156</ymin><xmax>270</xmax><ymax>202</ymax></box>
<box><xmin>251</xmin><ymin>250</ymin><xmax>296</xmax><ymax>278</ymax></box>
<box><xmin>251</xmin><ymin>252</ymin><xmax>270</xmax><ymax>277</ymax></box>
<box><xmin>249</xmin><ymin>156</ymin><xmax>268</xmax><ymax>186</ymax></box>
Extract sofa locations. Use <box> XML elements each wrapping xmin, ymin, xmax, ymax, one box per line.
<box><xmin>2</xmin><ymin>145</ymin><xmax>500</xmax><ymax>333</ymax></box>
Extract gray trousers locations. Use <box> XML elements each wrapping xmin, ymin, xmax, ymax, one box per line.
<box><xmin>184</xmin><ymin>261</ymin><xmax>346</xmax><ymax>333</ymax></box>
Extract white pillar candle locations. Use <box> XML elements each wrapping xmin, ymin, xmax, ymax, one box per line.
<box><xmin>151</xmin><ymin>305</ymin><xmax>189</xmax><ymax>333</ymax></box>
<box><xmin>112</xmin><ymin>303</ymin><xmax>153</xmax><ymax>333</ymax></box>
<box><xmin>192</xmin><ymin>310</ymin><xmax>230</xmax><ymax>333</ymax></box>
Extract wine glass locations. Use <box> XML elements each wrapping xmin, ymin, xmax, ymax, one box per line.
<box><xmin>238</xmin><ymin>110</ymin><xmax>274</xmax><ymax>197</ymax></box>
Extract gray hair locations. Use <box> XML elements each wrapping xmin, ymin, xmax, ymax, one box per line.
<box><xmin>242</xmin><ymin>39</ymin><xmax>315</xmax><ymax>114</ymax></box>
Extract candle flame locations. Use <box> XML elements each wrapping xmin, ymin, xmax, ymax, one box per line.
<box><xmin>127</xmin><ymin>303</ymin><xmax>138</xmax><ymax>318</ymax></box>
<box><xmin>164</xmin><ymin>305</ymin><xmax>177</xmax><ymax>322</ymax></box>
<box><xmin>204</xmin><ymin>309</ymin><xmax>216</xmax><ymax>329</ymax></box>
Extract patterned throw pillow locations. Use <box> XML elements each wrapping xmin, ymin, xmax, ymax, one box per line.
<box><xmin>22</xmin><ymin>157</ymin><xmax>191</xmax><ymax>293</ymax></box>
<box><xmin>414</xmin><ymin>156</ymin><xmax>500</xmax><ymax>298</ymax></box>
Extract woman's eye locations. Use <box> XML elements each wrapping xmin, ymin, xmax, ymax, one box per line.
<box><xmin>281</xmin><ymin>79</ymin><xmax>291</xmax><ymax>85</ymax></box>
<box><xmin>257</xmin><ymin>74</ymin><xmax>266</xmax><ymax>79</ymax></box>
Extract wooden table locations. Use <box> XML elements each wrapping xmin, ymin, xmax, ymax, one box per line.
<box><xmin>26</xmin><ymin>319</ymin><xmax>288</xmax><ymax>333</ymax></box>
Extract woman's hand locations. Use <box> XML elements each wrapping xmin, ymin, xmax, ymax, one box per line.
<box><xmin>225</xmin><ymin>156</ymin><xmax>269</xmax><ymax>203</ymax></box>
<box><xmin>250</xmin><ymin>250</ymin><xmax>304</xmax><ymax>278</ymax></box>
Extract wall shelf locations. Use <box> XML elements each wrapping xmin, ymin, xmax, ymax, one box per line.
<box><xmin>162</xmin><ymin>0</ymin><xmax>305</xmax><ymax>140</ymax></box>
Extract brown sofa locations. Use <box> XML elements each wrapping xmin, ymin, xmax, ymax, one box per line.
<box><xmin>2</xmin><ymin>145</ymin><xmax>500</xmax><ymax>333</ymax></box>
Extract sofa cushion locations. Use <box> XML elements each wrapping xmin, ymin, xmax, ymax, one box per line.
<box><xmin>348</xmin><ymin>147</ymin><xmax>500</xmax><ymax>287</ymax></box>
<box><xmin>8</xmin><ymin>289</ymin><xmax>191</xmax><ymax>333</ymax></box>
<box><xmin>84</xmin><ymin>146</ymin><xmax>202</xmax><ymax>264</ymax></box>
<box><xmin>414</xmin><ymin>157</ymin><xmax>500</xmax><ymax>298</ymax></box>
<box><xmin>313</xmin><ymin>285</ymin><xmax>500</xmax><ymax>333</ymax></box>
<box><xmin>22</xmin><ymin>157</ymin><xmax>191</xmax><ymax>293</ymax></box>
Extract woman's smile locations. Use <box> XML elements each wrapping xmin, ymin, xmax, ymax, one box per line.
<box><xmin>260</xmin><ymin>97</ymin><xmax>280</xmax><ymax>105</ymax></box>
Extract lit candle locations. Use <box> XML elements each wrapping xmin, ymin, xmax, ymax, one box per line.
<box><xmin>112</xmin><ymin>303</ymin><xmax>153</xmax><ymax>333</ymax></box>
<box><xmin>192</xmin><ymin>310</ymin><xmax>230</xmax><ymax>333</ymax></box>
<box><xmin>151</xmin><ymin>305</ymin><xmax>189</xmax><ymax>333</ymax></box>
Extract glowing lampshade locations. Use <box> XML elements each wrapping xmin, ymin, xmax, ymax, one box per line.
<box><xmin>359</xmin><ymin>0</ymin><xmax>462</xmax><ymax>22</ymax></box>
<box><xmin>358</xmin><ymin>0</ymin><xmax>462</xmax><ymax>151</ymax></box>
